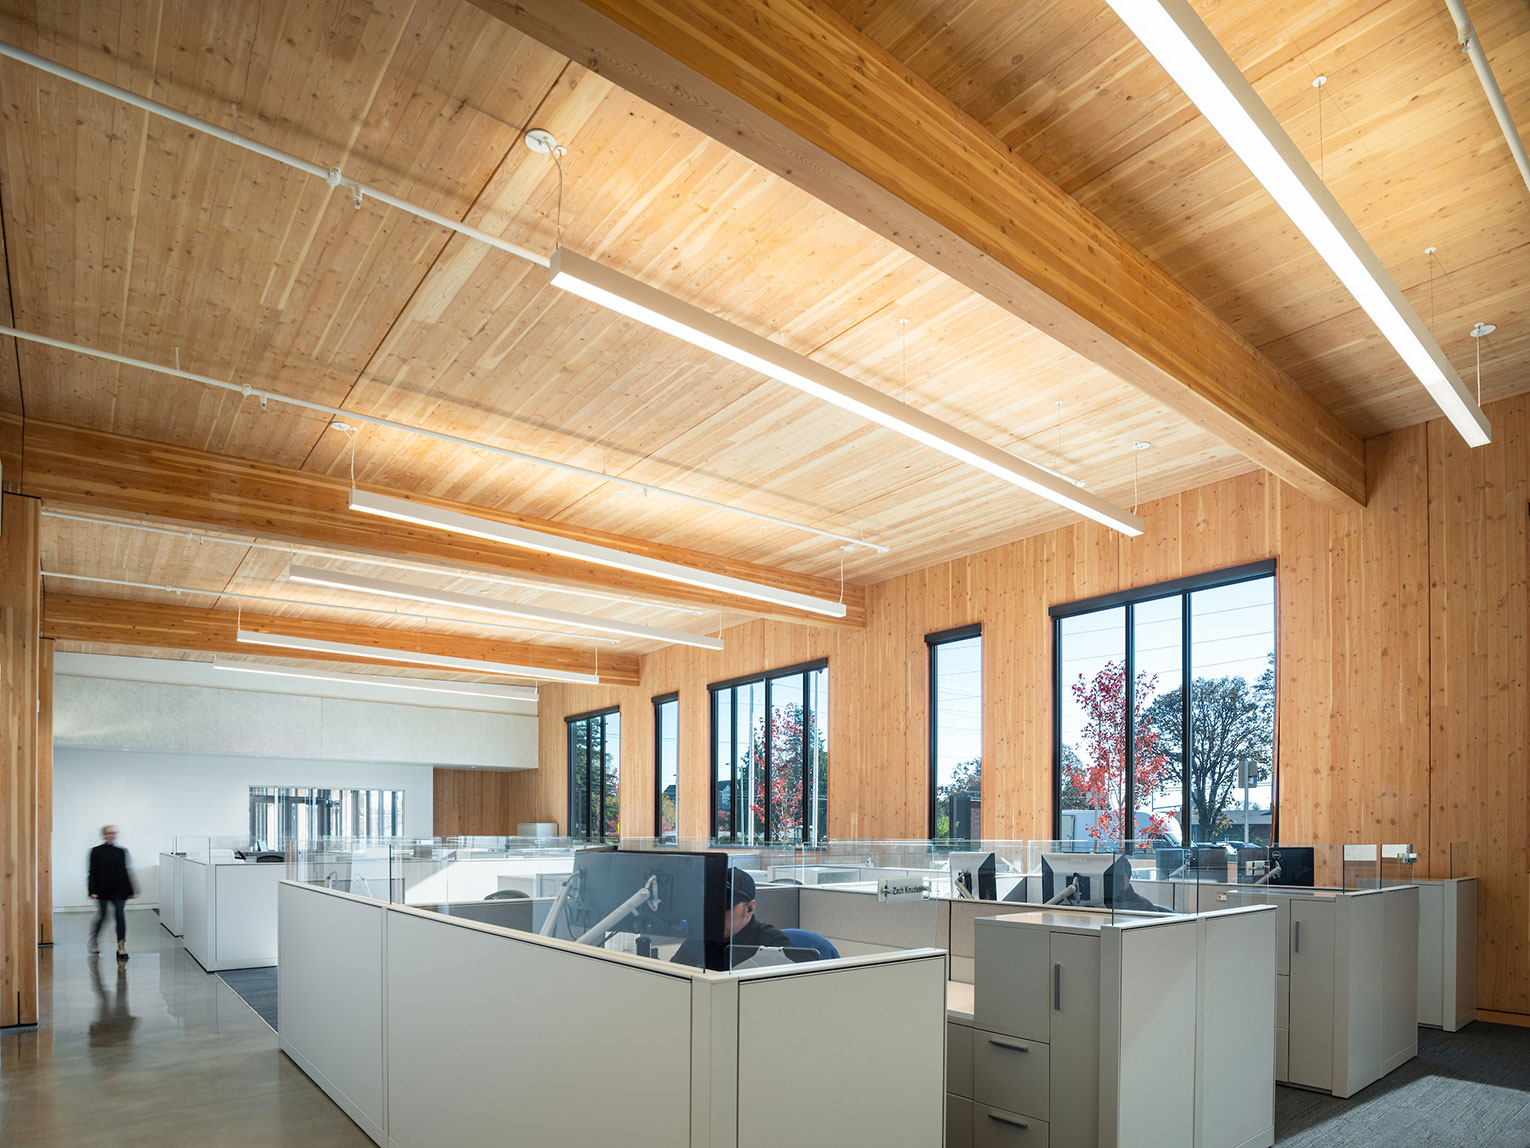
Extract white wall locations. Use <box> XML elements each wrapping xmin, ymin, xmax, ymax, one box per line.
<box><xmin>54</xmin><ymin>747</ymin><xmax>436</xmax><ymax>909</ymax></box>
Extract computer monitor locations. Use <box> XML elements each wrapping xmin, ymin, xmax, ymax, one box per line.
<box><xmin>1264</xmin><ymin>846</ymin><xmax>1315</xmax><ymax>888</ymax></box>
<box><xmin>542</xmin><ymin>848</ymin><xmax>728</xmax><ymax>960</ymax></box>
<box><xmin>949</xmin><ymin>852</ymin><xmax>997</xmax><ymax>900</ymax></box>
<box><xmin>1041</xmin><ymin>852</ymin><xmax>1134</xmax><ymax>908</ymax></box>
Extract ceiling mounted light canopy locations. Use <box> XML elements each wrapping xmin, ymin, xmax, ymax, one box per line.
<box><xmin>547</xmin><ymin>248</ymin><xmax>1145</xmax><ymax>536</ymax></box>
<box><xmin>348</xmin><ymin>488</ymin><xmax>850</xmax><ymax>618</ymax></box>
<box><xmin>1103</xmin><ymin>0</ymin><xmax>1491</xmax><ymax>448</ymax></box>
<box><xmin>211</xmin><ymin>660</ymin><xmax>538</xmax><ymax>702</ymax></box>
<box><xmin>287</xmin><ymin>564</ymin><xmax>725</xmax><ymax>650</ymax></box>
<box><xmin>233</xmin><ymin>627</ymin><xmax>599</xmax><ymax>684</ymax></box>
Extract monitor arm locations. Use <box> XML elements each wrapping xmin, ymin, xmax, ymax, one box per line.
<box><xmin>575</xmin><ymin>875</ymin><xmax>661</xmax><ymax>947</ymax></box>
<box><xmin>1253</xmin><ymin>863</ymin><xmax>1282</xmax><ymax>886</ymax></box>
<box><xmin>1045</xmin><ymin>878</ymin><xmax>1080</xmax><ymax>906</ymax></box>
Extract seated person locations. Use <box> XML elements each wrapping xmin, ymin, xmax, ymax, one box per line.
<box><xmin>674</xmin><ymin>868</ymin><xmax>792</xmax><ymax>972</ymax></box>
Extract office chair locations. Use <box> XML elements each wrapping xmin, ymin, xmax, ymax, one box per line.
<box><xmin>779</xmin><ymin>928</ymin><xmax>839</xmax><ymax>960</ymax></box>
<box><xmin>484</xmin><ymin>889</ymin><xmax>531</xmax><ymax>900</ymax></box>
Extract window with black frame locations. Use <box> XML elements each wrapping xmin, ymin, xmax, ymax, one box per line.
<box><xmin>568</xmin><ymin>708</ymin><xmax>621</xmax><ymax>841</ymax></box>
<box><xmin>1052</xmin><ymin>562</ymin><xmax>1276</xmax><ymax>853</ymax></box>
<box><xmin>710</xmin><ymin>660</ymin><xmax>827</xmax><ymax>846</ymax></box>
<box><xmin>928</xmin><ymin>625</ymin><xmax>982</xmax><ymax>843</ymax></box>
<box><xmin>653</xmin><ymin>693</ymin><xmax>679</xmax><ymax>842</ymax></box>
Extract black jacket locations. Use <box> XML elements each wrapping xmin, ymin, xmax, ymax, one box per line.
<box><xmin>88</xmin><ymin>843</ymin><xmax>136</xmax><ymax>900</ymax></box>
<box><xmin>676</xmin><ymin>916</ymin><xmax>795</xmax><ymax>972</ymax></box>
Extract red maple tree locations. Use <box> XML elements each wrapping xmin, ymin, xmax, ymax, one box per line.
<box><xmin>1069</xmin><ymin>660</ymin><xmax>1172</xmax><ymax>845</ymax></box>
<box><xmin>746</xmin><ymin>704</ymin><xmax>816</xmax><ymax>841</ymax></box>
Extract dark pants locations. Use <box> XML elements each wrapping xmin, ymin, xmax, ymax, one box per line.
<box><xmin>91</xmin><ymin>898</ymin><xmax>127</xmax><ymax>943</ymax></box>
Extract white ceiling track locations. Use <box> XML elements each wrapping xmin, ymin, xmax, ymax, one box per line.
<box><xmin>233</xmin><ymin>628</ymin><xmax>600</xmax><ymax>685</ymax></box>
<box><xmin>212</xmin><ymin>659</ymin><xmax>539</xmax><ymax>702</ymax></box>
<box><xmin>349</xmin><ymin>488</ymin><xmax>849</xmax><ymax>618</ymax></box>
<box><xmin>1444</xmin><ymin>0</ymin><xmax>1530</xmax><ymax>206</ymax></box>
<box><xmin>548</xmin><ymin>249</ymin><xmax>1146</xmax><ymax>537</ymax></box>
<box><xmin>286</xmin><ymin>564</ymin><xmax>725</xmax><ymax>650</ymax></box>
<box><xmin>1104</xmin><ymin>0</ymin><xmax>1492</xmax><ymax>448</ymax></box>
<box><xmin>3</xmin><ymin>324</ymin><xmax>883</xmax><ymax>553</ymax></box>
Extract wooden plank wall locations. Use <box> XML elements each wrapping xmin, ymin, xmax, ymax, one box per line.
<box><xmin>36</xmin><ymin>638</ymin><xmax>52</xmax><ymax>946</ymax></box>
<box><xmin>514</xmin><ymin>396</ymin><xmax>1530</xmax><ymax>1015</ymax></box>
<box><xmin>432</xmin><ymin>769</ymin><xmax>515</xmax><ymax>837</ymax></box>
<box><xmin>0</xmin><ymin>493</ymin><xmax>40</xmax><ymax>1026</ymax></box>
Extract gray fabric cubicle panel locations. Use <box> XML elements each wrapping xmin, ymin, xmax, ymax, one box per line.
<box><xmin>754</xmin><ymin>885</ymin><xmax>800</xmax><ymax>930</ymax></box>
<box><xmin>735</xmin><ymin>954</ymin><xmax>947</xmax><ymax>1148</ymax></box>
<box><xmin>385</xmin><ymin>909</ymin><xmax>694</xmax><ymax>1146</ymax></box>
<box><xmin>799</xmin><ymin>887</ymin><xmax>939</xmax><ymax>949</ymax></box>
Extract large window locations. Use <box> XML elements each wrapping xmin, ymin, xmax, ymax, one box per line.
<box><xmin>654</xmin><ymin>693</ymin><xmax>679</xmax><ymax>842</ymax></box>
<box><xmin>710</xmin><ymin>661</ymin><xmax>828</xmax><ymax>845</ymax></box>
<box><xmin>928</xmin><ymin>625</ymin><xmax>982</xmax><ymax>843</ymax></box>
<box><xmin>1053</xmin><ymin>562</ymin><xmax>1276</xmax><ymax>850</ymax></box>
<box><xmin>569</xmin><ymin>708</ymin><xmax>621</xmax><ymax>841</ymax></box>
<box><xmin>248</xmin><ymin>786</ymin><xmax>404</xmax><ymax>848</ymax></box>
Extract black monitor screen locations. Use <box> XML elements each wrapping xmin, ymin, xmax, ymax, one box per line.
<box><xmin>547</xmin><ymin>849</ymin><xmax>728</xmax><ymax>958</ymax></box>
<box><xmin>1266</xmin><ymin>846</ymin><xmax>1316</xmax><ymax>888</ymax></box>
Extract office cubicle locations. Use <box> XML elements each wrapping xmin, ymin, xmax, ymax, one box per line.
<box><xmin>278</xmin><ymin>875</ymin><xmax>948</xmax><ymax>1148</ymax></box>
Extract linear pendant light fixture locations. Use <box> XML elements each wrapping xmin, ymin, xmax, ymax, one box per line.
<box><xmin>1103</xmin><ymin>0</ymin><xmax>1491</xmax><ymax>448</ymax></box>
<box><xmin>287</xmin><ymin>564</ymin><xmax>725</xmax><ymax>650</ymax></box>
<box><xmin>212</xmin><ymin>659</ymin><xmax>539</xmax><ymax>702</ymax></box>
<box><xmin>546</xmin><ymin>249</ymin><xmax>1146</xmax><ymax>536</ymax></box>
<box><xmin>348</xmin><ymin>488</ymin><xmax>850</xmax><ymax>618</ymax></box>
<box><xmin>233</xmin><ymin>628</ymin><xmax>600</xmax><ymax>685</ymax></box>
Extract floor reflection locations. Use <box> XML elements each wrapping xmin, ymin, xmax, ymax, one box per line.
<box><xmin>87</xmin><ymin>955</ymin><xmax>138</xmax><ymax>1051</ymax></box>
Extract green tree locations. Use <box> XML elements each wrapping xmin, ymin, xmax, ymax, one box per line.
<box><xmin>934</xmin><ymin>758</ymin><xmax>982</xmax><ymax>841</ymax></box>
<box><xmin>1144</xmin><ymin>669</ymin><xmax>1273</xmax><ymax>841</ymax></box>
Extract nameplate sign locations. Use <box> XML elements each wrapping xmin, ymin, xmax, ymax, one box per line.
<box><xmin>878</xmin><ymin>877</ymin><xmax>928</xmax><ymax>903</ymax></box>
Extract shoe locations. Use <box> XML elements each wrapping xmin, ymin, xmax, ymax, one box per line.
<box><xmin>116</xmin><ymin>940</ymin><xmax>128</xmax><ymax>959</ymax></box>
<box><xmin>88</xmin><ymin>934</ymin><xmax>99</xmax><ymax>955</ymax></box>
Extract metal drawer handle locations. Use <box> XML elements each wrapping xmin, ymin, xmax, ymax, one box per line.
<box><xmin>987</xmin><ymin>1036</ymin><xmax>1031</xmax><ymax>1053</ymax></box>
<box><xmin>1293</xmin><ymin>920</ymin><xmax>1301</xmax><ymax>954</ymax></box>
<box><xmin>988</xmin><ymin>1112</ymin><xmax>1030</xmax><ymax>1130</ymax></box>
<box><xmin>1053</xmin><ymin>963</ymin><xmax>1061</xmax><ymax>1010</ymax></box>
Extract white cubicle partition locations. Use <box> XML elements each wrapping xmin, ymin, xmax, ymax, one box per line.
<box><xmin>181</xmin><ymin>858</ymin><xmax>284</xmax><ymax>971</ymax></box>
<box><xmin>157</xmin><ymin>852</ymin><xmax>185</xmax><ymax>937</ymax></box>
<box><xmin>1416</xmin><ymin>878</ymin><xmax>1477</xmax><ymax>1031</ymax></box>
<box><xmin>278</xmin><ymin>881</ymin><xmax>947</xmax><ymax>1148</ymax></box>
<box><xmin>279</xmin><ymin>884</ymin><xmax>387</xmax><ymax>1141</ymax></box>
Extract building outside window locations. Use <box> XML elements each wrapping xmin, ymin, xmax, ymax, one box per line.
<box><xmin>654</xmin><ymin>693</ymin><xmax>679</xmax><ymax>842</ymax></box>
<box><xmin>248</xmin><ymin>786</ymin><xmax>404</xmax><ymax>848</ymax></box>
<box><xmin>710</xmin><ymin>660</ymin><xmax>827</xmax><ymax>845</ymax></box>
<box><xmin>1052</xmin><ymin>562</ymin><xmax>1276</xmax><ymax>851</ymax></box>
<box><xmin>927</xmin><ymin>625</ymin><xmax>982</xmax><ymax>843</ymax></box>
<box><xmin>569</xmin><ymin>708</ymin><xmax>621</xmax><ymax>841</ymax></box>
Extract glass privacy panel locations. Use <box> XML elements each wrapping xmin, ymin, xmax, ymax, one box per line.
<box><xmin>1058</xmin><ymin>606</ymin><xmax>1128</xmax><ymax>848</ymax></box>
<box><xmin>931</xmin><ymin>633</ymin><xmax>982</xmax><ymax>843</ymax></box>
<box><xmin>1187</xmin><ymin>578</ymin><xmax>1275</xmax><ymax>847</ymax></box>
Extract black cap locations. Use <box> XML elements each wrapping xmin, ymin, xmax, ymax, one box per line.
<box><xmin>728</xmin><ymin>868</ymin><xmax>757</xmax><ymax>906</ymax></box>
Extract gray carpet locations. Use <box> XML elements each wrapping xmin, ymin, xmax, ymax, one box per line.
<box><xmin>217</xmin><ymin>966</ymin><xmax>278</xmax><ymax>1031</ymax></box>
<box><xmin>1275</xmin><ymin>1024</ymin><xmax>1530</xmax><ymax>1146</ymax></box>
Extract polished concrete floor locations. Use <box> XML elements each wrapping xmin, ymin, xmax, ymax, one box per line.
<box><xmin>0</xmin><ymin>909</ymin><xmax>373</xmax><ymax>1147</ymax></box>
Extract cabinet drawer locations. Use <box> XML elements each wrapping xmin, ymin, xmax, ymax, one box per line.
<box><xmin>972</xmin><ymin>1029</ymin><xmax>1049</xmax><ymax>1120</ymax></box>
<box><xmin>1275</xmin><ymin>1027</ymin><xmax>1289</xmax><ymax>1083</ymax></box>
<box><xmin>947</xmin><ymin>1094</ymin><xmax>973</xmax><ymax>1148</ymax></box>
<box><xmin>973</xmin><ymin>920</ymin><xmax>1051</xmax><ymax>1041</ymax></box>
<box><xmin>974</xmin><ymin>1104</ymin><xmax>1049</xmax><ymax>1147</ymax></box>
<box><xmin>949</xmin><ymin>1022</ymin><xmax>974</xmax><ymax>1098</ymax></box>
<box><xmin>1276</xmin><ymin>973</ymin><xmax>1290</xmax><ymax>1028</ymax></box>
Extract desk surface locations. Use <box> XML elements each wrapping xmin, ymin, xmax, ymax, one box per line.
<box><xmin>946</xmin><ymin>979</ymin><xmax>973</xmax><ymax>1023</ymax></box>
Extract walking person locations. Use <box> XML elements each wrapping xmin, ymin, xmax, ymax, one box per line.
<box><xmin>88</xmin><ymin>825</ymin><xmax>137</xmax><ymax>959</ymax></box>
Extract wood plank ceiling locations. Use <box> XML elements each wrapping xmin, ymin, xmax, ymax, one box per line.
<box><xmin>0</xmin><ymin>0</ymin><xmax>1524</xmax><ymax>683</ymax></box>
